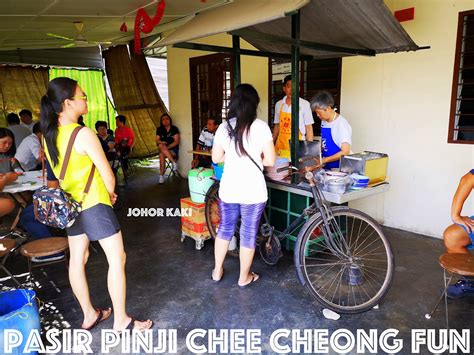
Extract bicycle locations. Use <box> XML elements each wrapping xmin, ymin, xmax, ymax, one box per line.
<box><xmin>204</xmin><ymin>157</ymin><xmax>394</xmax><ymax>313</ymax></box>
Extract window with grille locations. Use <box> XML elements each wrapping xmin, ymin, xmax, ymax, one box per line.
<box><xmin>448</xmin><ymin>10</ymin><xmax>474</xmax><ymax>143</ymax></box>
<box><xmin>190</xmin><ymin>53</ymin><xmax>233</xmax><ymax>147</ymax></box>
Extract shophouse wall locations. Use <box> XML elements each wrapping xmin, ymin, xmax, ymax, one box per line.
<box><xmin>343</xmin><ymin>0</ymin><xmax>474</xmax><ymax>238</ymax></box>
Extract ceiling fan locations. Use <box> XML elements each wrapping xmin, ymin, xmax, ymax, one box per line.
<box><xmin>46</xmin><ymin>21</ymin><xmax>111</xmax><ymax>48</ymax></box>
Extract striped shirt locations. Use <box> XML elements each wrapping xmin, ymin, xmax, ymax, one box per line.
<box><xmin>197</xmin><ymin>127</ymin><xmax>215</xmax><ymax>149</ymax></box>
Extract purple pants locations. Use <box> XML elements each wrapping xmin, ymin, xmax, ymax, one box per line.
<box><xmin>216</xmin><ymin>200</ymin><xmax>266</xmax><ymax>249</ymax></box>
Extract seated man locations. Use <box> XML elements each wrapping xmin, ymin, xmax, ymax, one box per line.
<box><xmin>192</xmin><ymin>117</ymin><xmax>220</xmax><ymax>168</ymax></box>
<box><xmin>114</xmin><ymin>115</ymin><xmax>134</xmax><ymax>171</ymax></box>
<box><xmin>19</xmin><ymin>109</ymin><xmax>36</xmax><ymax>132</ymax></box>
<box><xmin>15</xmin><ymin>122</ymin><xmax>42</xmax><ymax>171</ymax></box>
<box><xmin>443</xmin><ymin>170</ymin><xmax>474</xmax><ymax>298</ymax></box>
<box><xmin>6</xmin><ymin>113</ymin><xmax>30</xmax><ymax>148</ymax></box>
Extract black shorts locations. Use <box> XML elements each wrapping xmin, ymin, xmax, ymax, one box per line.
<box><xmin>67</xmin><ymin>203</ymin><xmax>120</xmax><ymax>241</ymax></box>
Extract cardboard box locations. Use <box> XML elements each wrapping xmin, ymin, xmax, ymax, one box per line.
<box><xmin>181</xmin><ymin>197</ymin><xmax>210</xmax><ymax>238</ymax></box>
<box><xmin>180</xmin><ymin>197</ymin><xmax>206</xmax><ymax>224</ymax></box>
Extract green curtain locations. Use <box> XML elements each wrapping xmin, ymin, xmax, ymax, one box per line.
<box><xmin>49</xmin><ymin>68</ymin><xmax>116</xmax><ymax>131</ymax></box>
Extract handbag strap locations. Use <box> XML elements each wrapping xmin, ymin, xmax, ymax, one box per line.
<box><xmin>59</xmin><ymin>126</ymin><xmax>83</xmax><ymax>180</ymax></box>
<box><xmin>42</xmin><ymin>125</ymin><xmax>95</xmax><ymax>196</ymax></box>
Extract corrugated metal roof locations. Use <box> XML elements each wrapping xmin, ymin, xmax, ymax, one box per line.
<box><xmin>240</xmin><ymin>0</ymin><xmax>420</xmax><ymax>58</ymax></box>
<box><xmin>0</xmin><ymin>47</ymin><xmax>103</xmax><ymax>68</ymax></box>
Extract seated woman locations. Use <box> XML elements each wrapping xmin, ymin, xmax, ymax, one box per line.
<box><xmin>156</xmin><ymin>113</ymin><xmax>180</xmax><ymax>184</ymax></box>
<box><xmin>0</xmin><ymin>128</ymin><xmax>22</xmax><ymax>173</ymax></box>
<box><xmin>95</xmin><ymin>121</ymin><xmax>115</xmax><ymax>156</ymax></box>
<box><xmin>443</xmin><ymin>170</ymin><xmax>474</xmax><ymax>298</ymax></box>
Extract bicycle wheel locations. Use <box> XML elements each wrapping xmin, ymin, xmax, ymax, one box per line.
<box><xmin>294</xmin><ymin>207</ymin><xmax>394</xmax><ymax>313</ymax></box>
<box><xmin>204</xmin><ymin>181</ymin><xmax>220</xmax><ymax>239</ymax></box>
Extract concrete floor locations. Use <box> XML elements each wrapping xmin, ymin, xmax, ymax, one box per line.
<box><xmin>1</xmin><ymin>166</ymin><xmax>473</xmax><ymax>354</ymax></box>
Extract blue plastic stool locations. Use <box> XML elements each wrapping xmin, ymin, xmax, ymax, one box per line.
<box><xmin>0</xmin><ymin>289</ymin><xmax>40</xmax><ymax>355</ymax></box>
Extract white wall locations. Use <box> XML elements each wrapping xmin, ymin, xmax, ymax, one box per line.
<box><xmin>167</xmin><ymin>33</ymin><xmax>268</xmax><ymax>175</ymax></box>
<box><xmin>146</xmin><ymin>57</ymin><xmax>169</xmax><ymax>110</ymax></box>
<box><xmin>343</xmin><ymin>0</ymin><xmax>474</xmax><ymax>238</ymax></box>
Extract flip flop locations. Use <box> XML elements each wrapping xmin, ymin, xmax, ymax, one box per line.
<box><xmin>211</xmin><ymin>269</ymin><xmax>224</xmax><ymax>283</ymax></box>
<box><xmin>238</xmin><ymin>272</ymin><xmax>261</xmax><ymax>289</ymax></box>
<box><xmin>121</xmin><ymin>317</ymin><xmax>153</xmax><ymax>334</ymax></box>
<box><xmin>81</xmin><ymin>308</ymin><xmax>112</xmax><ymax>331</ymax></box>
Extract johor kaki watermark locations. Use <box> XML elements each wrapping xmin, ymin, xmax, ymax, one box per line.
<box><xmin>126</xmin><ymin>208</ymin><xmax>192</xmax><ymax>217</ymax></box>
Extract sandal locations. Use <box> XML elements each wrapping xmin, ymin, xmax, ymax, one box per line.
<box><xmin>81</xmin><ymin>308</ymin><xmax>112</xmax><ymax>331</ymax></box>
<box><xmin>238</xmin><ymin>272</ymin><xmax>261</xmax><ymax>289</ymax></box>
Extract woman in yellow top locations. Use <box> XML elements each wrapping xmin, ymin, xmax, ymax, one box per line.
<box><xmin>41</xmin><ymin>77</ymin><xmax>152</xmax><ymax>333</ymax></box>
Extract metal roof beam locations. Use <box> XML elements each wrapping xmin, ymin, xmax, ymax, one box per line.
<box><xmin>229</xmin><ymin>28</ymin><xmax>376</xmax><ymax>57</ymax></box>
<box><xmin>170</xmin><ymin>41</ymin><xmax>313</xmax><ymax>60</ymax></box>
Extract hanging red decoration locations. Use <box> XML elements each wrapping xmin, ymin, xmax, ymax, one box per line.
<box><xmin>120</xmin><ymin>21</ymin><xmax>128</xmax><ymax>32</ymax></box>
<box><xmin>134</xmin><ymin>0</ymin><xmax>166</xmax><ymax>54</ymax></box>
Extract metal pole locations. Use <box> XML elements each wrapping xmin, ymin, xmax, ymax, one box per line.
<box><xmin>232</xmin><ymin>35</ymin><xmax>241</xmax><ymax>88</ymax></box>
<box><xmin>291</xmin><ymin>11</ymin><xmax>300</xmax><ymax>181</ymax></box>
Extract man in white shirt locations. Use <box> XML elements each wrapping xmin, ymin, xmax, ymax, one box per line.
<box><xmin>273</xmin><ymin>75</ymin><xmax>314</xmax><ymax>159</ymax></box>
<box><xmin>19</xmin><ymin>109</ymin><xmax>36</xmax><ymax>132</ymax></box>
<box><xmin>15</xmin><ymin>122</ymin><xmax>42</xmax><ymax>171</ymax></box>
<box><xmin>7</xmin><ymin>113</ymin><xmax>30</xmax><ymax>148</ymax></box>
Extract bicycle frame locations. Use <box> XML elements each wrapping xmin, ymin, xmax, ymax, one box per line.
<box><xmin>262</xmin><ymin>170</ymin><xmax>350</xmax><ymax>257</ymax></box>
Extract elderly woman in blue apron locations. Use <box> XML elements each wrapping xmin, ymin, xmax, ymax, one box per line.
<box><xmin>310</xmin><ymin>91</ymin><xmax>352</xmax><ymax>169</ymax></box>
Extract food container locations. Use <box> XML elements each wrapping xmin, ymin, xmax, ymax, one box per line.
<box><xmin>315</xmin><ymin>170</ymin><xmax>351</xmax><ymax>194</ymax></box>
<box><xmin>349</xmin><ymin>173</ymin><xmax>370</xmax><ymax>190</ymax></box>
<box><xmin>340</xmin><ymin>152</ymin><xmax>388</xmax><ymax>184</ymax></box>
<box><xmin>327</xmin><ymin>179</ymin><xmax>349</xmax><ymax>194</ymax></box>
<box><xmin>264</xmin><ymin>157</ymin><xmax>290</xmax><ymax>181</ymax></box>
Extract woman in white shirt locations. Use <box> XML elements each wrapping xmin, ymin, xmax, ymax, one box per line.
<box><xmin>212</xmin><ymin>84</ymin><xmax>276</xmax><ymax>287</ymax></box>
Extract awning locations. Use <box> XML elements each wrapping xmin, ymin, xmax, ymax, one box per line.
<box><xmin>157</xmin><ymin>0</ymin><xmax>310</xmax><ymax>47</ymax></box>
<box><xmin>156</xmin><ymin>0</ymin><xmax>421</xmax><ymax>59</ymax></box>
<box><xmin>238</xmin><ymin>0</ymin><xmax>420</xmax><ymax>58</ymax></box>
<box><xmin>0</xmin><ymin>47</ymin><xmax>103</xmax><ymax>68</ymax></box>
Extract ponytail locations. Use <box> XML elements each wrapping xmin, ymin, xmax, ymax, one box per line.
<box><xmin>40</xmin><ymin>95</ymin><xmax>60</xmax><ymax>166</ymax></box>
<box><xmin>40</xmin><ymin>77</ymin><xmax>77</xmax><ymax>166</ymax></box>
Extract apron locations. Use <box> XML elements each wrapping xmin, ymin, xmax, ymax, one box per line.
<box><xmin>321</xmin><ymin>125</ymin><xmax>341</xmax><ymax>170</ymax></box>
<box><xmin>275</xmin><ymin>104</ymin><xmax>302</xmax><ymax>159</ymax></box>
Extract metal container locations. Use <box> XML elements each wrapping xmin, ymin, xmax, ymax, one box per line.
<box><xmin>340</xmin><ymin>151</ymin><xmax>388</xmax><ymax>184</ymax></box>
<box><xmin>327</xmin><ymin>179</ymin><xmax>349</xmax><ymax>194</ymax></box>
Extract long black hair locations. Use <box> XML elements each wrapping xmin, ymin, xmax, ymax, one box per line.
<box><xmin>226</xmin><ymin>84</ymin><xmax>260</xmax><ymax>157</ymax></box>
<box><xmin>0</xmin><ymin>128</ymin><xmax>16</xmax><ymax>156</ymax></box>
<box><xmin>40</xmin><ymin>77</ymin><xmax>78</xmax><ymax>166</ymax></box>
